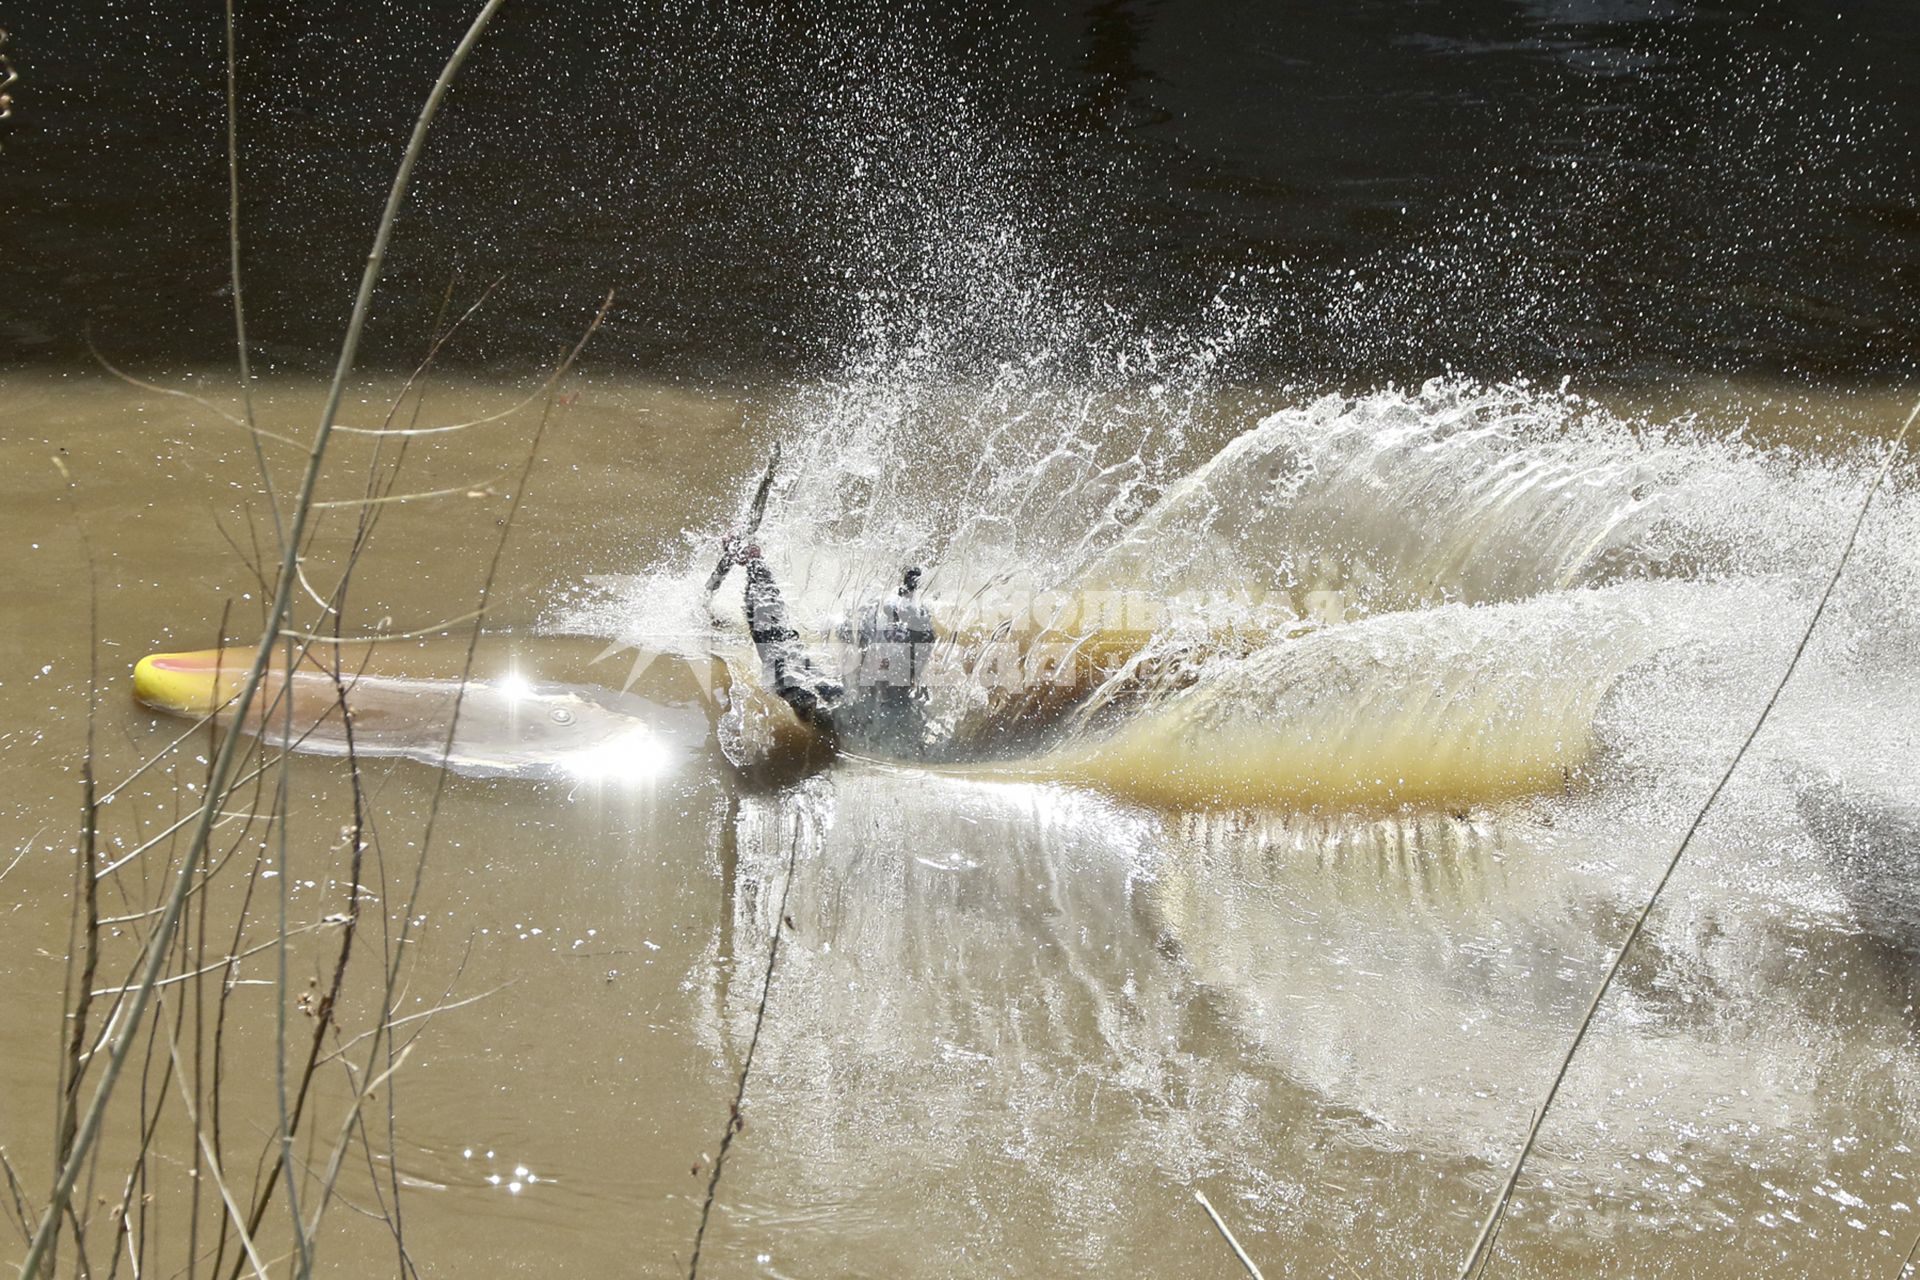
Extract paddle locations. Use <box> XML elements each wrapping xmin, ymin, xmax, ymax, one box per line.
<box><xmin>703</xmin><ymin>442</ymin><xmax>782</xmax><ymax>602</ymax></box>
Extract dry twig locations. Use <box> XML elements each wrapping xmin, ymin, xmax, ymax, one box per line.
<box><xmin>1457</xmin><ymin>396</ymin><xmax>1920</xmax><ymax>1279</ymax></box>
<box><xmin>18</xmin><ymin>5</ymin><xmax>510</xmax><ymax>1273</ymax></box>
<box><xmin>1193</xmin><ymin>1190</ymin><xmax>1265</xmax><ymax>1280</ymax></box>
<box><xmin>688</xmin><ymin>817</ymin><xmax>806</xmax><ymax>1280</ymax></box>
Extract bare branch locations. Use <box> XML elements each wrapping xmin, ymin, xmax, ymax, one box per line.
<box><xmin>223</xmin><ymin>0</ymin><xmax>284</xmax><ymax>548</ymax></box>
<box><xmin>18</xmin><ymin>5</ymin><xmax>512</xmax><ymax>1272</ymax></box>
<box><xmin>159</xmin><ymin>997</ymin><xmax>271</xmax><ymax>1280</ymax></box>
<box><xmin>308</xmin><ymin>476</ymin><xmax>506</xmax><ymax>509</ymax></box>
<box><xmin>278</xmin><ymin>610</ymin><xmax>483</xmax><ymax>645</ymax></box>
<box><xmin>1193</xmin><ymin>1191</ymin><xmax>1264</xmax><ymax>1280</ymax></box>
<box><xmin>688</xmin><ymin>817</ymin><xmax>805</xmax><ymax>1280</ymax></box>
<box><xmin>1457</xmin><ymin>395</ymin><xmax>1920</xmax><ymax>1279</ymax></box>
<box><xmin>83</xmin><ymin>337</ymin><xmax>302</xmax><ymax>451</ymax></box>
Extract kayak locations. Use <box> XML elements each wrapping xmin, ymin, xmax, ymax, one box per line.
<box><xmin>127</xmin><ymin>586</ymin><xmax>1269</xmax><ymax>787</ymax></box>
<box><xmin>132</xmin><ymin>582</ymin><xmax>1644</xmax><ymax>811</ymax></box>
<box><xmin>131</xmin><ymin>637</ymin><xmax>738</xmax><ymax>781</ymax></box>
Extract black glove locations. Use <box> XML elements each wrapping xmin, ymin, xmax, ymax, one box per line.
<box><xmin>720</xmin><ymin>531</ymin><xmax>763</xmax><ymax>567</ymax></box>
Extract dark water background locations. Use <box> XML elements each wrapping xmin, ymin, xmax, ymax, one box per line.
<box><xmin>3</xmin><ymin>0</ymin><xmax>1918</xmax><ymax>387</ymax></box>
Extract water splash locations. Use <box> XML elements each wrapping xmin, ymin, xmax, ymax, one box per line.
<box><xmin>553</xmin><ymin>374</ymin><xmax>1915</xmax><ymax>814</ymax></box>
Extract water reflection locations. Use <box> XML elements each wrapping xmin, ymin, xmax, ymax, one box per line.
<box><xmin>689</xmin><ymin>766</ymin><xmax>1920</xmax><ymax>1274</ymax></box>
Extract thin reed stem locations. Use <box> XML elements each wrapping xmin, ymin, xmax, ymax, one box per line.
<box><xmin>688</xmin><ymin>817</ymin><xmax>806</xmax><ymax>1280</ymax></box>
<box><xmin>1894</xmin><ymin>1228</ymin><xmax>1920</xmax><ymax>1279</ymax></box>
<box><xmin>49</xmin><ymin>458</ymin><xmax>103</xmax><ymax>1280</ymax></box>
<box><xmin>1456</xmin><ymin>396</ymin><xmax>1920</xmax><ymax>1279</ymax></box>
<box><xmin>224</xmin><ymin>290</ymin><xmax>611</xmax><ymax>1278</ymax></box>
<box><xmin>1193</xmin><ymin>1190</ymin><xmax>1264</xmax><ymax>1280</ymax></box>
<box><xmin>223</xmin><ymin>0</ymin><xmax>281</xmax><ymax>549</ymax></box>
<box><xmin>17</xmin><ymin>5</ymin><xmax>509</xmax><ymax>1274</ymax></box>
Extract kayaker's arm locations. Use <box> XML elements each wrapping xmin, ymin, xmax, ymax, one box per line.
<box><xmin>722</xmin><ymin>539</ymin><xmax>844</xmax><ymax>735</ymax></box>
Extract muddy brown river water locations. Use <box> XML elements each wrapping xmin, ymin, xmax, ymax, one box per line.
<box><xmin>2</xmin><ymin>367</ymin><xmax>1918</xmax><ymax>1278</ymax></box>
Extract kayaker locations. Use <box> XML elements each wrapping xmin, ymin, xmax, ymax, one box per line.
<box><xmin>717</xmin><ymin>535</ymin><xmax>936</xmax><ymax>758</ymax></box>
